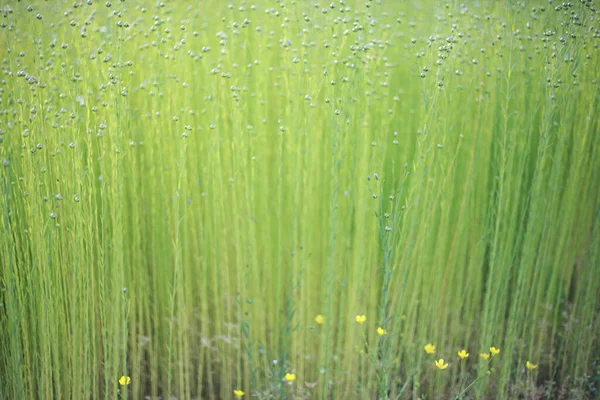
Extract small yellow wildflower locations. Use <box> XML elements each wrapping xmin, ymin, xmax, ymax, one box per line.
<box><xmin>435</xmin><ymin>359</ymin><xmax>449</xmax><ymax>370</ymax></box>
<box><xmin>424</xmin><ymin>343</ymin><xmax>436</xmax><ymax>354</ymax></box>
<box><xmin>118</xmin><ymin>376</ymin><xmax>131</xmax><ymax>386</ymax></box>
<box><xmin>458</xmin><ymin>349</ymin><xmax>469</xmax><ymax>359</ymax></box>
<box><xmin>314</xmin><ymin>314</ymin><xmax>324</xmax><ymax>325</ymax></box>
<box><xmin>526</xmin><ymin>361</ymin><xmax>537</xmax><ymax>370</ymax></box>
<box><xmin>233</xmin><ymin>389</ymin><xmax>245</xmax><ymax>397</ymax></box>
<box><xmin>377</xmin><ymin>327</ymin><xmax>387</xmax><ymax>336</ymax></box>
<box><xmin>355</xmin><ymin>315</ymin><xmax>367</xmax><ymax>324</ymax></box>
<box><xmin>480</xmin><ymin>353</ymin><xmax>490</xmax><ymax>360</ymax></box>
<box><xmin>490</xmin><ymin>347</ymin><xmax>500</xmax><ymax>356</ymax></box>
<box><xmin>284</xmin><ymin>373</ymin><xmax>296</xmax><ymax>382</ymax></box>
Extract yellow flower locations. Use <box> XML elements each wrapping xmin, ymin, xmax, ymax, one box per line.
<box><xmin>458</xmin><ymin>349</ymin><xmax>469</xmax><ymax>359</ymax></box>
<box><xmin>424</xmin><ymin>343</ymin><xmax>436</xmax><ymax>354</ymax></box>
<box><xmin>435</xmin><ymin>359</ymin><xmax>449</xmax><ymax>370</ymax></box>
<box><xmin>355</xmin><ymin>315</ymin><xmax>367</xmax><ymax>324</ymax></box>
<box><xmin>284</xmin><ymin>373</ymin><xmax>296</xmax><ymax>382</ymax></box>
<box><xmin>377</xmin><ymin>327</ymin><xmax>387</xmax><ymax>336</ymax></box>
<box><xmin>233</xmin><ymin>389</ymin><xmax>245</xmax><ymax>397</ymax></box>
<box><xmin>314</xmin><ymin>314</ymin><xmax>324</xmax><ymax>325</ymax></box>
<box><xmin>526</xmin><ymin>361</ymin><xmax>537</xmax><ymax>370</ymax></box>
<box><xmin>480</xmin><ymin>353</ymin><xmax>490</xmax><ymax>360</ymax></box>
<box><xmin>118</xmin><ymin>376</ymin><xmax>131</xmax><ymax>386</ymax></box>
<box><xmin>490</xmin><ymin>347</ymin><xmax>500</xmax><ymax>356</ymax></box>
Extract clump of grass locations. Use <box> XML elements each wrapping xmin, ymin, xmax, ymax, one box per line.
<box><xmin>0</xmin><ymin>1</ymin><xmax>599</xmax><ymax>399</ymax></box>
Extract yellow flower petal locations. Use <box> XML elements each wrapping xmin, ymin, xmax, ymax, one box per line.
<box><xmin>526</xmin><ymin>361</ymin><xmax>537</xmax><ymax>370</ymax></box>
<box><xmin>424</xmin><ymin>343</ymin><xmax>436</xmax><ymax>354</ymax></box>
<box><xmin>377</xmin><ymin>327</ymin><xmax>387</xmax><ymax>336</ymax></box>
<box><xmin>119</xmin><ymin>376</ymin><xmax>131</xmax><ymax>386</ymax></box>
<box><xmin>490</xmin><ymin>347</ymin><xmax>500</xmax><ymax>356</ymax></box>
<box><xmin>284</xmin><ymin>373</ymin><xmax>296</xmax><ymax>382</ymax></box>
<box><xmin>234</xmin><ymin>389</ymin><xmax>245</xmax><ymax>397</ymax></box>
<box><xmin>480</xmin><ymin>353</ymin><xmax>490</xmax><ymax>360</ymax></box>
<box><xmin>458</xmin><ymin>349</ymin><xmax>469</xmax><ymax>359</ymax></box>
<box><xmin>435</xmin><ymin>359</ymin><xmax>448</xmax><ymax>370</ymax></box>
<box><xmin>315</xmin><ymin>314</ymin><xmax>324</xmax><ymax>325</ymax></box>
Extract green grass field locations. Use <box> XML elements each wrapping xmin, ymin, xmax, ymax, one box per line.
<box><xmin>1</xmin><ymin>0</ymin><xmax>599</xmax><ymax>399</ymax></box>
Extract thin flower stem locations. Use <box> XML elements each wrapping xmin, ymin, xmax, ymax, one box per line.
<box><xmin>453</xmin><ymin>372</ymin><xmax>489</xmax><ymax>400</ymax></box>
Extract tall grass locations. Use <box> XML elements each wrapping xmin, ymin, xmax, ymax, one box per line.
<box><xmin>1</xmin><ymin>1</ymin><xmax>599</xmax><ymax>399</ymax></box>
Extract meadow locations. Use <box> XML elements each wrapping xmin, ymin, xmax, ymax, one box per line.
<box><xmin>1</xmin><ymin>0</ymin><xmax>599</xmax><ymax>399</ymax></box>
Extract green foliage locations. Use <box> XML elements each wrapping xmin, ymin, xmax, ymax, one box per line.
<box><xmin>0</xmin><ymin>1</ymin><xmax>599</xmax><ymax>399</ymax></box>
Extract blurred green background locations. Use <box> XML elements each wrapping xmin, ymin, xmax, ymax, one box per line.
<box><xmin>1</xmin><ymin>0</ymin><xmax>599</xmax><ymax>399</ymax></box>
